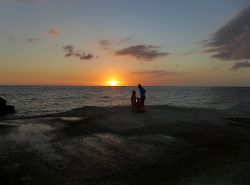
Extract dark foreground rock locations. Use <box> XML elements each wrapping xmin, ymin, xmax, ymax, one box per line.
<box><xmin>0</xmin><ymin>105</ymin><xmax>250</xmax><ymax>185</ymax></box>
<box><xmin>0</xmin><ymin>97</ymin><xmax>15</xmax><ymax>117</ymax></box>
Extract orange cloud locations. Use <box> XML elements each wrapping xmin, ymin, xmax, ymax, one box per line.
<box><xmin>48</xmin><ymin>29</ymin><xmax>60</xmax><ymax>36</ymax></box>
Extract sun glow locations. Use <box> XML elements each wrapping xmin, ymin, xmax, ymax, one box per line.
<box><xmin>106</xmin><ymin>79</ymin><xmax>120</xmax><ymax>86</ymax></box>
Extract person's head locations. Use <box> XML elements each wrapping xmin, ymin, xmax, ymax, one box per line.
<box><xmin>138</xmin><ymin>84</ymin><xmax>142</xmax><ymax>88</ymax></box>
<box><xmin>132</xmin><ymin>90</ymin><xmax>136</xmax><ymax>96</ymax></box>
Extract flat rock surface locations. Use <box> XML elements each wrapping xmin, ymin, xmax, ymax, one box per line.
<box><xmin>0</xmin><ymin>105</ymin><xmax>250</xmax><ymax>185</ymax></box>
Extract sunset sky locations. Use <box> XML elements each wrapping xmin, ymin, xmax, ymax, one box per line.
<box><xmin>0</xmin><ymin>0</ymin><xmax>250</xmax><ymax>86</ymax></box>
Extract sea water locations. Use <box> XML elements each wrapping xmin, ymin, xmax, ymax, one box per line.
<box><xmin>0</xmin><ymin>86</ymin><xmax>250</xmax><ymax>118</ymax></box>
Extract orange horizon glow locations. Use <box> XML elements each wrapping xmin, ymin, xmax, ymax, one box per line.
<box><xmin>106</xmin><ymin>79</ymin><xmax>120</xmax><ymax>86</ymax></box>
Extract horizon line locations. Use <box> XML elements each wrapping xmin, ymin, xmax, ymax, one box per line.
<box><xmin>0</xmin><ymin>84</ymin><xmax>250</xmax><ymax>88</ymax></box>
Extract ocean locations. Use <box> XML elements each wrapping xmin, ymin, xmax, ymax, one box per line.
<box><xmin>0</xmin><ymin>86</ymin><xmax>250</xmax><ymax>118</ymax></box>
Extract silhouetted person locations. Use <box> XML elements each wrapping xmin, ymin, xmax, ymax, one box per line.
<box><xmin>131</xmin><ymin>90</ymin><xmax>136</xmax><ymax>113</ymax></box>
<box><xmin>138</xmin><ymin>84</ymin><xmax>146</xmax><ymax>112</ymax></box>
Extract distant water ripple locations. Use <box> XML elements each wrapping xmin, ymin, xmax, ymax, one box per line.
<box><xmin>0</xmin><ymin>86</ymin><xmax>250</xmax><ymax>118</ymax></box>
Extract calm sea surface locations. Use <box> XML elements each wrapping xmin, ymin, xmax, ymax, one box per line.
<box><xmin>0</xmin><ymin>86</ymin><xmax>250</xmax><ymax>118</ymax></box>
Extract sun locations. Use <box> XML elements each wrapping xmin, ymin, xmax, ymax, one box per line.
<box><xmin>106</xmin><ymin>79</ymin><xmax>120</xmax><ymax>86</ymax></box>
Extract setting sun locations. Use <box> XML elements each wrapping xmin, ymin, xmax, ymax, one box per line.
<box><xmin>106</xmin><ymin>79</ymin><xmax>120</xmax><ymax>86</ymax></box>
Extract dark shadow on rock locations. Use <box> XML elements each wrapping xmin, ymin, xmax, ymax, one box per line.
<box><xmin>227</xmin><ymin>117</ymin><xmax>250</xmax><ymax>124</ymax></box>
<box><xmin>0</xmin><ymin>124</ymin><xmax>17</xmax><ymax>135</ymax></box>
<box><xmin>0</xmin><ymin>177</ymin><xmax>11</xmax><ymax>185</ymax></box>
<box><xmin>225</xmin><ymin>117</ymin><xmax>250</xmax><ymax>128</ymax></box>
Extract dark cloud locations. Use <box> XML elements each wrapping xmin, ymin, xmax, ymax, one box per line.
<box><xmin>202</xmin><ymin>5</ymin><xmax>250</xmax><ymax>60</ymax></box>
<box><xmin>132</xmin><ymin>70</ymin><xmax>179</xmax><ymax>78</ymax></box>
<box><xmin>26</xmin><ymin>38</ymin><xmax>39</xmax><ymax>42</ymax></box>
<box><xmin>115</xmin><ymin>45</ymin><xmax>168</xmax><ymax>61</ymax></box>
<box><xmin>231</xmin><ymin>61</ymin><xmax>250</xmax><ymax>71</ymax></box>
<box><xmin>63</xmin><ymin>45</ymin><xmax>94</xmax><ymax>60</ymax></box>
<box><xmin>48</xmin><ymin>29</ymin><xmax>60</xmax><ymax>36</ymax></box>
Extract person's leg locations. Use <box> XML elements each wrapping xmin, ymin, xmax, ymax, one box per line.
<box><xmin>132</xmin><ymin>103</ymin><xmax>135</xmax><ymax>113</ymax></box>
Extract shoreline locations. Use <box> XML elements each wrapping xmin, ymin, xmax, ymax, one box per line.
<box><xmin>1</xmin><ymin>104</ymin><xmax>249</xmax><ymax>121</ymax></box>
<box><xmin>0</xmin><ymin>105</ymin><xmax>250</xmax><ymax>184</ymax></box>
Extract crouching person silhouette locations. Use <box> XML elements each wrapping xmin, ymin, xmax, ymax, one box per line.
<box><xmin>131</xmin><ymin>90</ymin><xmax>136</xmax><ymax>113</ymax></box>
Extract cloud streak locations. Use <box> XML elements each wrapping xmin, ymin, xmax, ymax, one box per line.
<box><xmin>48</xmin><ymin>29</ymin><xmax>60</xmax><ymax>36</ymax></box>
<box><xmin>63</xmin><ymin>45</ymin><xmax>94</xmax><ymax>60</ymax></box>
<box><xmin>231</xmin><ymin>61</ymin><xmax>250</xmax><ymax>71</ymax></box>
<box><xmin>99</xmin><ymin>35</ymin><xmax>134</xmax><ymax>49</ymax></box>
<box><xmin>99</xmin><ymin>40</ymin><xmax>113</xmax><ymax>49</ymax></box>
<box><xmin>178</xmin><ymin>50</ymin><xmax>195</xmax><ymax>56</ymax></box>
<box><xmin>132</xmin><ymin>70</ymin><xmax>181</xmax><ymax>78</ymax></box>
<box><xmin>26</xmin><ymin>38</ymin><xmax>39</xmax><ymax>42</ymax></box>
<box><xmin>117</xmin><ymin>35</ymin><xmax>134</xmax><ymax>44</ymax></box>
<box><xmin>202</xmin><ymin>4</ymin><xmax>250</xmax><ymax>60</ymax></box>
<box><xmin>115</xmin><ymin>45</ymin><xmax>168</xmax><ymax>61</ymax></box>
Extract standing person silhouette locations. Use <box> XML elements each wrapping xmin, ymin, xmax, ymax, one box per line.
<box><xmin>138</xmin><ymin>84</ymin><xmax>146</xmax><ymax>112</ymax></box>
